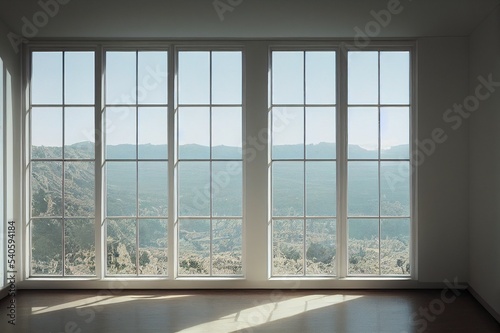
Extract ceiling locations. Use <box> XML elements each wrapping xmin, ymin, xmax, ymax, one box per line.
<box><xmin>0</xmin><ymin>0</ymin><xmax>499</xmax><ymax>39</ymax></box>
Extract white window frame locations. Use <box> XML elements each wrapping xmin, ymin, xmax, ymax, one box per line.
<box><xmin>21</xmin><ymin>40</ymin><xmax>417</xmax><ymax>289</ymax></box>
<box><xmin>102</xmin><ymin>47</ymin><xmax>170</xmax><ymax>277</ymax></box>
<box><xmin>174</xmin><ymin>46</ymin><xmax>245</xmax><ymax>278</ymax></box>
<box><xmin>26</xmin><ymin>48</ymin><xmax>97</xmax><ymax>278</ymax></box>
<box><xmin>344</xmin><ymin>47</ymin><xmax>414</xmax><ymax>277</ymax></box>
<box><xmin>268</xmin><ymin>47</ymin><xmax>339</xmax><ymax>277</ymax></box>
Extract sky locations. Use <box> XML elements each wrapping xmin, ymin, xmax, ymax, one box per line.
<box><xmin>30</xmin><ymin>50</ymin><xmax>410</xmax><ymax>152</ymax></box>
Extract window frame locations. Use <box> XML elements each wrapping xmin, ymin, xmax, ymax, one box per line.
<box><xmin>174</xmin><ymin>46</ymin><xmax>245</xmax><ymax>278</ymax></box>
<box><xmin>340</xmin><ymin>43</ymin><xmax>417</xmax><ymax>279</ymax></box>
<box><xmin>22</xmin><ymin>40</ymin><xmax>417</xmax><ymax>288</ymax></box>
<box><xmin>102</xmin><ymin>47</ymin><xmax>170</xmax><ymax>277</ymax></box>
<box><xmin>268</xmin><ymin>47</ymin><xmax>339</xmax><ymax>277</ymax></box>
<box><xmin>27</xmin><ymin>48</ymin><xmax>98</xmax><ymax>277</ymax></box>
<box><xmin>345</xmin><ymin>48</ymin><xmax>413</xmax><ymax>277</ymax></box>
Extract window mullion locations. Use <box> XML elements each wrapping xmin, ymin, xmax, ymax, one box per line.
<box><xmin>337</xmin><ymin>46</ymin><xmax>348</xmax><ymax>278</ymax></box>
<box><xmin>209</xmin><ymin>51</ymin><xmax>213</xmax><ymax>276</ymax></box>
<box><xmin>302</xmin><ymin>52</ymin><xmax>306</xmax><ymax>276</ymax></box>
<box><xmin>95</xmin><ymin>47</ymin><xmax>104</xmax><ymax>279</ymax></box>
<box><xmin>377</xmin><ymin>51</ymin><xmax>382</xmax><ymax>276</ymax></box>
<box><xmin>168</xmin><ymin>46</ymin><xmax>176</xmax><ymax>279</ymax></box>
<box><xmin>61</xmin><ymin>52</ymin><xmax>66</xmax><ymax>277</ymax></box>
<box><xmin>135</xmin><ymin>51</ymin><xmax>140</xmax><ymax>276</ymax></box>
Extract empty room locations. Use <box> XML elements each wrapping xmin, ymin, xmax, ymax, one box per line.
<box><xmin>0</xmin><ymin>0</ymin><xmax>499</xmax><ymax>332</ymax></box>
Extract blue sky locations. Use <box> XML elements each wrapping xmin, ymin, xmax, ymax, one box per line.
<box><xmin>30</xmin><ymin>50</ymin><xmax>410</xmax><ymax>151</ymax></box>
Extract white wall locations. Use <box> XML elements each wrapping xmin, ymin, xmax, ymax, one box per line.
<box><xmin>0</xmin><ymin>0</ymin><xmax>498</xmax><ymax>39</ymax></box>
<box><xmin>0</xmin><ymin>17</ymin><xmax>22</xmax><ymax>297</ymax></box>
<box><xmin>0</xmin><ymin>2</ymin><xmax>482</xmax><ymax>289</ymax></box>
<box><xmin>416</xmin><ymin>37</ymin><xmax>470</xmax><ymax>283</ymax></box>
<box><xmin>469</xmin><ymin>6</ymin><xmax>500</xmax><ymax>320</ymax></box>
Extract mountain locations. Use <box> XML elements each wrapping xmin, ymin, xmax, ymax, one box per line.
<box><xmin>30</xmin><ymin>141</ymin><xmax>411</xmax><ymax>275</ymax></box>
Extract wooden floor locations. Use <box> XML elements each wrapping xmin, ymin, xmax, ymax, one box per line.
<box><xmin>0</xmin><ymin>289</ymin><xmax>498</xmax><ymax>332</ymax></box>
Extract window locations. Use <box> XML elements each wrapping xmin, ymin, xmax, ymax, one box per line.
<box><xmin>270</xmin><ymin>50</ymin><xmax>337</xmax><ymax>276</ymax></box>
<box><xmin>29</xmin><ymin>51</ymin><xmax>96</xmax><ymax>276</ymax></box>
<box><xmin>347</xmin><ymin>51</ymin><xmax>411</xmax><ymax>275</ymax></box>
<box><xmin>176</xmin><ymin>50</ymin><xmax>243</xmax><ymax>276</ymax></box>
<box><xmin>104</xmin><ymin>50</ymin><xmax>169</xmax><ymax>276</ymax></box>
<box><xmin>26</xmin><ymin>42</ymin><xmax>413</xmax><ymax>283</ymax></box>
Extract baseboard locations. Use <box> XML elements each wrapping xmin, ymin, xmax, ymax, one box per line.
<box><xmin>16</xmin><ymin>278</ymin><xmax>469</xmax><ymax>290</ymax></box>
<box><xmin>468</xmin><ymin>286</ymin><xmax>500</xmax><ymax>323</ymax></box>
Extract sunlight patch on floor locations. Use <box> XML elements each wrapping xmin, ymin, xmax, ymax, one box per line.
<box><xmin>31</xmin><ymin>294</ymin><xmax>190</xmax><ymax>315</ymax></box>
<box><xmin>178</xmin><ymin>294</ymin><xmax>363</xmax><ymax>333</ymax></box>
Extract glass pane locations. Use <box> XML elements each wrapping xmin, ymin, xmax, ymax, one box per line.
<box><xmin>272</xmin><ymin>219</ymin><xmax>304</xmax><ymax>276</ymax></box>
<box><xmin>348</xmin><ymin>107</ymin><xmax>378</xmax><ymax>159</ymax></box>
<box><xmin>272</xmin><ymin>107</ymin><xmax>304</xmax><ymax>159</ymax></box>
<box><xmin>306</xmin><ymin>219</ymin><xmax>336</xmax><ymax>275</ymax></box>
<box><xmin>381</xmin><ymin>219</ymin><xmax>410</xmax><ymax>275</ymax></box>
<box><xmin>212</xmin><ymin>107</ymin><xmax>242</xmax><ymax>159</ymax></box>
<box><xmin>381</xmin><ymin>162</ymin><xmax>410</xmax><ymax>217</ymax></box>
<box><xmin>272</xmin><ymin>51</ymin><xmax>304</xmax><ymax>104</ymax></box>
<box><xmin>106</xmin><ymin>219</ymin><xmax>137</xmax><ymax>275</ymax></box>
<box><xmin>178</xmin><ymin>51</ymin><xmax>210</xmax><ymax>104</ymax></box>
<box><xmin>64</xmin><ymin>107</ymin><xmax>95</xmax><ymax>159</ymax></box>
<box><xmin>65</xmin><ymin>219</ymin><xmax>95</xmax><ymax>276</ymax></box>
<box><xmin>212</xmin><ymin>161</ymin><xmax>242</xmax><ymax>217</ymax></box>
<box><xmin>106</xmin><ymin>162</ymin><xmax>137</xmax><ymax>217</ymax></box>
<box><xmin>178</xmin><ymin>161</ymin><xmax>210</xmax><ymax>216</ymax></box>
<box><xmin>105</xmin><ymin>107</ymin><xmax>136</xmax><ymax>159</ymax></box>
<box><xmin>306</xmin><ymin>51</ymin><xmax>335</xmax><ymax>104</ymax></box>
<box><xmin>213</xmin><ymin>219</ymin><xmax>242</xmax><ymax>275</ymax></box>
<box><xmin>306</xmin><ymin>107</ymin><xmax>335</xmax><ymax>159</ymax></box>
<box><xmin>65</xmin><ymin>52</ymin><xmax>95</xmax><ymax>104</ymax></box>
<box><xmin>32</xmin><ymin>107</ymin><xmax>62</xmax><ymax>159</ymax></box>
<box><xmin>31</xmin><ymin>219</ymin><xmax>62</xmax><ymax>275</ymax></box>
<box><xmin>380</xmin><ymin>107</ymin><xmax>409</xmax><ymax>159</ymax></box>
<box><xmin>138</xmin><ymin>51</ymin><xmax>168</xmax><ymax>105</ymax></box>
<box><xmin>348</xmin><ymin>161</ymin><xmax>379</xmax><ymax>217</ymax></box>
<box><xmin>272</xmin><ymin>162</ymin><xmax>304</xmax><ymax>217</ymax></box>
<box><xmin>139</xmin><ymin>219</ymin><xmax>167</xmax><ymax>275</ymax></box>
<box><xmin>138</xmin><ymin>162</ymin><xmax>168</xmax><ymax>217</ymax></box>
<box><xmin>32</xmin><ymin>52</ymin><xmax>62</xmax><ymax>104</ymax></box>
<box><xmin>178</xmin><ymin>219</ymin><xmax>210</xmax><ymax>275</ymax></box>
<box><xmin>348</xmin><ymin>51</ymin><xmax>378</xmax><ymax>105</ymax></box>
<box><xmin>106</xmin><ymin>52</ymin><xmax>136</xmax><ymax>105</ymax></box>
<box><xmin>178</xmin><ymin>107</ymin><xmax>210</xmax><ymax>159</ymax></box>
<box><xmin>64</xmin><ymin>162</ymin><xmax>95</xmax><ymax>217</ymax></box>
<box><xmin>32</xmin><ymin>161</ymin><xmax>62</xmax><ymax>217</ymax></box>
<box><xmin>348</xmin><ymin>219</ymin><xmax>379</xmax><ymax>275</ymax></box>
<box><xmin>306</xmin><ymin>162</ymin><xmax>336</xmax><ymax>217</ymax></box>
<box><xmin>380</xmin><ymin>51</ymin><xmax>410</xmax><ymax>105</ymax></box>
<box><xmin>138</xmin><ymin>107</ymin><xmax>167</xmax><ymax>159</ymax></box>
<box><xmin>212</xmin><ymin>51</ymin><xmax>242</xmax><ymax>104</ymax></box>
